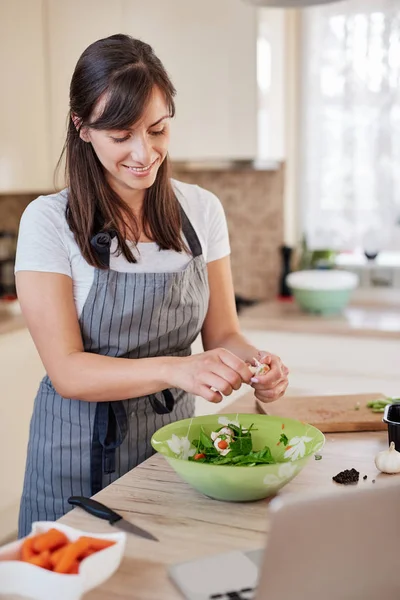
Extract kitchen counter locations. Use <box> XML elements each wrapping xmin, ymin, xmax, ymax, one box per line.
<box><xmin>172</xmin><ymin>159</ymin><xmax>281</xmax><ymax>172</ymax></box>
<box><xmin>58</xmin><ymin>392</ymin><xmax>389</xmax><ymax>600</ymax></box>
<box><xmin>238</xmin><ymin>289</ymin><xmax>400</xmax><ymax>340</ymax></box>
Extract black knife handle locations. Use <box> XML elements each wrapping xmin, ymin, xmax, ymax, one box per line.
<box><xmin>68</xmin><ymin>496</ymin><xmax>122</xmax><ymax>524</ymax></box>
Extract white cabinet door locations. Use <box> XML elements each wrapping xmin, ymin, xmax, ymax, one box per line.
<box><xmin>47</xmin><ymin>0</ymin><xmax>258</xmax><ymax>168</ymax></box>
<box><xmin>46</xmin><ymin>0</ymin><xmax>123</xmax><ymax>176</ymax></box>
<box><xmin>243</xmin><ymin>330</ymin><xmax>400</xmax><ymax>398</ymax></box>
<box><xmin>0</xmin><ymin>0</ymin><xmax>52</xmax><ymax>192</ymax></box>
<box><xmin>121</xmin><ymin>0</ymin><xmax>258</xmax><ymax>161</ymax></box>
<box><xmin>1</xmin><ymin>0</ymin><xmax>259</xmax><ymax>191</ymax></box>
<box><xmin>0</xmin><ymin>328</ymin><xmax>45</xmax><ymax>542</ymax></box>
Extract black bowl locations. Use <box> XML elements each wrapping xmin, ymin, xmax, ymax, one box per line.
<box><xmin>383</xmin><ymin>404</ymin><xmax>400</xmax><ymax>451</ymax></box>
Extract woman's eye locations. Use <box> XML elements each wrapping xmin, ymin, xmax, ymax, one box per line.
<box><xmin>111</xmin><ymin>135</ymin><xmax>130</xmax><ymax>143</ymax></box>
<box><xmin>150</xmin><ymin>128</ymin><xmax>166</xmax><ymax>137</ymax></box>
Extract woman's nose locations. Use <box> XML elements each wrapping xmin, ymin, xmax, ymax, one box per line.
<box><xmin>129</xmin><ymin>134</ymin><xmax>152</xmax><ymax>165</ymax></box>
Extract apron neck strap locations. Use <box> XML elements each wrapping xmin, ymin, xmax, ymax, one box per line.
<box><xmin>90</xmin><ymin>230</ymin><xmax>117</xmax><ymax>268</ymax></box>
<box><xmin>179</xmin><ymin>205</ymin><xmax>202</xmax><ymax>258</ymax></box>
<box><xmin>90</xmin><ymin>203</ymin><xmax>203</xmax><ymax>266</ymax></box>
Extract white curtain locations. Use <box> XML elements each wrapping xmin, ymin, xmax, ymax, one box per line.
<box><xmin>300</xmin><ymin>0</ymin><xmax>400</xmax><ymax>253</ymax></box>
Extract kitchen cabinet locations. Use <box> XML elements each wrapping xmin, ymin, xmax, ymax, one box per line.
<box><xmin>0</xmin><ymin>0</ymin><xmax>52</xmax><ymax>192</ymax></box>
<box><xmin>0</xmin><ymin>327</ymin><xmax>45</xmax><ymax>542</ymax></box>
<box><xmin>45</xmin><ymin>0</ymin><xmax>123</xmax><ymax>176</ymax></box>
<box><xmin>120</xmin><ymin>0</ymin><xmax>257</xmax><ymax>162</ymax></box>
<box><xmin>47</xmin><ymin>0</ymin><xmax>257</xmax><ymax>169</ymax></box>
<box><xmin>0</xmin><ymin>0</ymin><xmax>258</xmax><ymax>192</ymax></box>
<box><xmin>242</xmin><ymin>330</ymin><xmax>400</xmax><ymax>399</ymax></box>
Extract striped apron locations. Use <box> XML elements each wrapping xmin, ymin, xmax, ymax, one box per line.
<box><xmin>18</xmin><ymin>206</ymin><xmax>209</xmax><ymax>537</ymax></box>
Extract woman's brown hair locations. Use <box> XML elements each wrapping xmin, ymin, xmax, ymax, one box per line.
<box><xmin>57</xmin><ymin>34</ymin><xmax>184</xmax><ymax>268</ymax></box>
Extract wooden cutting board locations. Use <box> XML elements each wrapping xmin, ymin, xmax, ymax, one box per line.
<box><xmin>256</xmin><ymin>392</ymin><xmax>388</xmax><ymax>433</ymax></box>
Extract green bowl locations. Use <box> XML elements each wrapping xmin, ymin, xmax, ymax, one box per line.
<box><xmin>291</xmin><ymin>288</ymin><xmax>353</xmax><ymax>315</ymax></box>
<box><xmin>286</xmin><ymin>270</ymin><xmax>358</xmax><ymax>315</ymax></box>
<box><xmin>151</xmin><ymin>414</ymin><xmax>325</xmax><ymax>502</ymax></box>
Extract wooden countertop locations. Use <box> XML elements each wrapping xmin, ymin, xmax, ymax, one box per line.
<box><xmin>238</xmin><ymin>291</ymin><xmax>400</xmax><ymax>340</ymax></box>
<box><xmin>58</xmin><ymin>392</ymin><xmax>390</xmax><ymax>600</ymax></box>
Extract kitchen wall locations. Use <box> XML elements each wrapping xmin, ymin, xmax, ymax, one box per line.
<box><xmin>173</xmin><ymin>163</ymin><xmax>284</xmax><ymax>300</ymax></box>
<box><xmin>0</xmin><ymin>195</ymin><xmax>40</xmax><ymax>234</ymax></box>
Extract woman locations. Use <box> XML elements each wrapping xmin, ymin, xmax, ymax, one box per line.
<box><xmin>15</xmin><ymin>34</ymin><xmax>289</xmax><ymax>537</ymax></box>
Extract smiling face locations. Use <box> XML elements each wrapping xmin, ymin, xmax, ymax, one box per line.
<box><xmin>82</xmin><ymin>86</ymin><xmax>171</xmax><ymax>201</ymax></box>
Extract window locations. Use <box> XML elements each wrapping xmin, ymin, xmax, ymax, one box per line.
<box><xmin>300</xmin><ymin>0</ymin><xmax>400</xmax><ymax>253</ymax></box>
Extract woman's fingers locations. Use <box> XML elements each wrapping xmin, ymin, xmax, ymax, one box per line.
<box><xmin>255</xmin><ymin>379</ymin><xmax>288</xmax><ymax>403</ymax></box>
<box><xmin>199</xmin><ymin>385</ymin><xmax>223</xmax><ymax>403</ymax></box>
<box><xmin>217</xmin><ymin>349</ymin><xmax>253</xmax><ymax>384</ymax></box>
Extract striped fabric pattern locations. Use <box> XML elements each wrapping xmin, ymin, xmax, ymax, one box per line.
<box><xmin>18</xmin><ymin>208</ymin><xmax>209</xmax><ymax>537</ymax></box>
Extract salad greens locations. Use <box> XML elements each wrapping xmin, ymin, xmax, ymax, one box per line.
<box><xmin>366</xmin><ymin>397</ymin><xmax>400</xmax><ymax>413</ymax></box>
<box><xmin>279</xmin><ymin>433</ymin><xmax>289</xmax><ymax>446</ymax></box>
<box><xmin>189</xmin><ymin>422</ymin><xmax>277</xmax><ymax>466</ymax></box>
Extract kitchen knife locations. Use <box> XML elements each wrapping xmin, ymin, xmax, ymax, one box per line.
<box><xmin>68</xmin><ymin>495</ymin><xmax>158</xmax><ymax>541</ymax></box>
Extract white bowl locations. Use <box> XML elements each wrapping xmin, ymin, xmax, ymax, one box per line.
<box><xmin>0</xmin><ymin>522</ymin><xmax>126</xmax><ymax>600</ymax></box>
<box><xmin>286</xmin><ymin>270</ymin><xmax>359</xmax><ymax>291</ymax></box>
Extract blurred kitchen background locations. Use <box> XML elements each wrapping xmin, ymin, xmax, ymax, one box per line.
<box><xmin>0</xmin><ymin>0</ymin><xmax>399</xmax><ymax>541</ymax></box>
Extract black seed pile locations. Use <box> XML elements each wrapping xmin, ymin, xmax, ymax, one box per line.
<box><xmin>332</xmin><ymin>468</ymin><xmax>360</xmax><ymax>485</ymax></box>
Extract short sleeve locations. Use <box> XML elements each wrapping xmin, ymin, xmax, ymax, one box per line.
<box><xmin>201</xmin><ymin>188</ymin><xmax>231</xmax><ymax>263</ymax></box>
<box><xmin>15</xmin><ymin>197</ymin><xmax>72</xmax><ymax>277</ymax></box>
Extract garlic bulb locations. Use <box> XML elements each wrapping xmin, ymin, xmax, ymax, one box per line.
<box><xmin>374</xmin><ymin>442</ymin><xmax>400</xmax><ymax>474</ymax></box>
<box><xmin>249</xmin><ymin>357</ymin><xmax>270</xmax><ymax>376</ymax></box>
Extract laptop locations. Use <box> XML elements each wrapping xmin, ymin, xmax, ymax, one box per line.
<box><xmin>169</xmin><ymin>480</ymin><xmax>400</xmax><ymax>600</ymax></box>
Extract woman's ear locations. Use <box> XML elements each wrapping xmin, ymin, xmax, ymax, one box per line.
<box><xmin>71</xmin><ymin>113</ymin><xmax>90</xmax><ymax>142</ymax></box>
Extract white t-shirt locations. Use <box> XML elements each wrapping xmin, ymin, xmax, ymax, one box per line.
<box><xmin>15</xmin><ymin>179</ymin><xmax>230</xmax><ymax>317</ymax></box>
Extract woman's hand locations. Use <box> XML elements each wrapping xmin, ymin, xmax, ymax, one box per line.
<box><xmin>171</xmin><ymin>348</ymin><xmax>253</xmax><ymax>403</ymax></box>
<box><xmin>250</xmin><ymin>352</ymin><xmax>289</xmax><ymax>403</ymax></box>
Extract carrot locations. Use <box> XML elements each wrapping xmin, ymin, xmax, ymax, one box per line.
<box><xmin>79</xmin><ymin>536</ymin><xmax>116</xmax><ymax>551</ymax></box>
<box><xmin>26</xmin><ymin>550</ymin><xmax>52</xmax><ymax>570</ymax></box>
<box><xmin>33</xmin><ymin>528</ymin><xmax>69</xmax><ymax>553</ymax></box>
<box><xmin>49</xmin><ymin>544</ymin><xmax>69</xmax><ymax>568</ymax></box>
<box><xmin>67</xmin><ymin>560</ymin><xmax>80</xmax><ymax>575</ymax></box>
<box><xmin>53</xmin><ymin>538</ymin><xmax>90</xmax><ymax>574</ymax></box>
<box><xmin>20</xmin><ymin>537</ymin><xmax>37</xmax><ymax>561</ymax></box>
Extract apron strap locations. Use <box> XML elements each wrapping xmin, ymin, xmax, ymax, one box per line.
<box><xmin>89</xmin><ymin>205</ymin><xmax>202</xmax><ymax>262</ymax></box>
<box><xmin>90</xmin><ymin>401</ymin><xmax>128</xmax><ymax>495</ymax></box>
<box><xmin>90</xmin><ymin>230</ymin><xmax>117</xmax><ymax>268</ymax></box>
<box><xmin>150</xmin><ymin>389</ymin><xmax>175</xmax><ymax>414</ymax></box>
<box><xmin>179</xmin><ymin>206</ymin><xmax>203</xmax><ymax>258</ymax></box>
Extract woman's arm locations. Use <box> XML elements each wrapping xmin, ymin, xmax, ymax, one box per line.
<box><xmin>202</xmin><ymin>257</ymin><xmax>289</xmax><ymax>402</ymax></box>
<box><xmin>16</xmin><ymin>271</ymin><xmax>177</xmax><ymax>401</ymax></box>
<box><xmin>16</xmin><ymin>270</ymin><xmax>253</xmax><ymax>403</ymax></box>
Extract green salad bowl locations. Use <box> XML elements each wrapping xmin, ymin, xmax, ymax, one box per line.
<box><xmin>151</xmin><ymin>413</ymin><xmax>325</xmax><ymax>502</ymax></box>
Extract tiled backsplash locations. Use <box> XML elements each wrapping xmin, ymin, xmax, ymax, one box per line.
<box><xmin>0</xmin><ymin>193</ymin><xmax>47</xmax><ymax>233</ymax></box>
<box><xmin>0</xmin><ymin>163</ymin><xmax>284</xmax><ymax>301</ymax></box>
<box><xmin>172</xmin><ymin>163</ymin><xmax>285</xmax><ymax>301</ymax></box>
